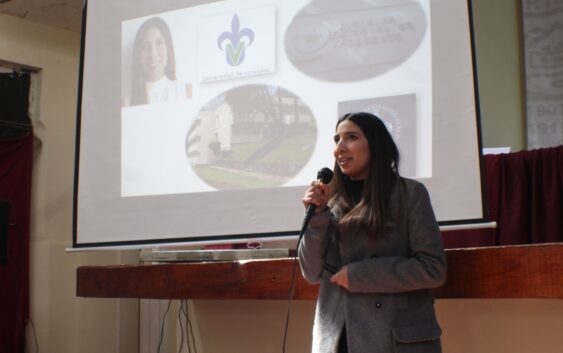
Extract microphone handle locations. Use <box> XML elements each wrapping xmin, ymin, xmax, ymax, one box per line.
<box><xmin>300</xmin><ymin>203</ymin><xmax>316</xmax><ymax>236</ymax></box>
<box><xmin>298</xmin><ymin>174</ymin><xmax>331</xmax><ymax>244</ymax></box>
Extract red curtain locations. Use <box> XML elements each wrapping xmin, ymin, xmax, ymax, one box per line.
<box><xmin>0</xmin><ymin>133</ymin><xmax>33</xmax><ymax>353</ymax></box>
<box><xmin>443</xmin><ymin>145</ymin><xmax>563</xmax><ymax>248</ymax></box>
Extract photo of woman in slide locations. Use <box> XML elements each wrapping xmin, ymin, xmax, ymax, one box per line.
<box><xmin>125</xmin><ymin>17</ymin><xmax>184</xmax><ymax>106</ymax></box>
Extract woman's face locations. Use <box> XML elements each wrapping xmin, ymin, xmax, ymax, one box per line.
<box><xmin>139</xmin><ymin>26</ymin><xmax>168</xmax><ymax>82</ymax></box>
<box><xmin>333</xmin><ymin>119</ymin><xmax>371</xmax><ymax>180</ymax></box>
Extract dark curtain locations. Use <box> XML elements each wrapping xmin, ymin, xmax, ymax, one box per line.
<box><xmin>443</xmin><ymin>145</ymin><xmax>563</xmax><ymax>248</ymax></box>
<box><xmin>0</xmin><ymin>72</ymin><xmax>32</xmax><ymax>139</ymax></box>
<box><xmin>0</xmin><ymin>134</ymin><xmax>33</xmax><ymax>353</ymax></box>
<box><xmin>0</xmin><ymin>71</ymin><xmax>33</xmax><ymax>353</ymax></box>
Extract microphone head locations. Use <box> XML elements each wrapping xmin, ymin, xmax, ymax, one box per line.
<box><xmin>317</xmin><ymin>167</ymin><xmax>334</xmax><ymax>184</ymax></box>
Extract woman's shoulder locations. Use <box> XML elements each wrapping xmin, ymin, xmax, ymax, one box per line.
<box><xmin>397</xmin><ymin>177</ymin><xmax>431</xmax><ymax>200</ymax></box>
<box><xmin>398</xmin><ymin>177</ymin><xmax>425</xmax><ymax>190</ymax></box>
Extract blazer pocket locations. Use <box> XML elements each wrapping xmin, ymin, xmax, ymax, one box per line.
<box><xmin>392</xmin><ymin>321</ymin><xmax>442</xmax><ymax>353</ymax></box>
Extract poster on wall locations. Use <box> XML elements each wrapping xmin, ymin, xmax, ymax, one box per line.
<box><xmin>521</xmin><ymin>0</ymin><xmax>563</xmax><ymax>149</ymax></box>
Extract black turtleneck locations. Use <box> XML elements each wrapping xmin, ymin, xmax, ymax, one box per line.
<box><xmin>344</xmin><ymin>178</ymin><xmax>364</xmax><ymax>205</ymax></box>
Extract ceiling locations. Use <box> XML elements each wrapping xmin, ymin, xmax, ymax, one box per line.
<box><xmin>0</xmin><ymin>0</ymin><xmax>83</xmax><ymax>32</ymax></box>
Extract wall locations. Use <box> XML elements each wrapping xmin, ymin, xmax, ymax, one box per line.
<box><xmin>188</xmin><ymin>298</ymin><xmax>563</xmax><ymax>353</ymax></box>
<box><xmin>472</xmin><ymin>0</ymin><xmax>526</xmax><ymax>151</ymax></box>
<box><xmin>0</xmin><ymin>13</ymin><xmax>138</xmax><ymax>353</ymax></box>
<box><xmin>0</xmin><ymin>0</ymin><xmax>554</xmax><ymax>352</ymax></box>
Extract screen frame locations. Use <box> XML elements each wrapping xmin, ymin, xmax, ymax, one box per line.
<box><xmin>72</xmin><ymin>0</ymin><xmax>489</xmax><ymax>249</ymax></box>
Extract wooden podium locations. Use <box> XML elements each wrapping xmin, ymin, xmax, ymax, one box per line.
<box><xmin>76</xmin><ymin>244</ymin><xmax>563</xmax><ymax>300</ymax></box>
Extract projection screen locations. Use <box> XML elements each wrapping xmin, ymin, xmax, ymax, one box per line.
<box><xmin>73</xmin><ymin>0</ymin><xmax>486</xmax><ymax>248</ymax></box>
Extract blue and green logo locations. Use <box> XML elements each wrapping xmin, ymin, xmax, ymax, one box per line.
<box><xmin>217</xmin><ymin>14</ymin><xmax>255</xmax><ymax>66</ymax></box>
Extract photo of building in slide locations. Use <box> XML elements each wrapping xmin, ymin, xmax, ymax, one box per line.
<box><xmin>186</xmin><ymin>84</ymin><xmax>317</xmax><ymax>190</ymax></box>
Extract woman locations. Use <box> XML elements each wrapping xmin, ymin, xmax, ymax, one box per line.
<box><xmin>128</xmin><ymin>17</ymin><xmax>182</xmax><ymax>106</ymax></box>
<box><xmin>299</xmin><ymin>112</ymin><xmax>447</xmax><ymax>353</ymax></box>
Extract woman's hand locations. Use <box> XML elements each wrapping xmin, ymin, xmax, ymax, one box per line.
<box><xmin>330</xmin><ymin>265</ymin><xmax>349</xmax><ymax>290</ymax></box>
<box><xmin>302</xmin><ymin>181</ymin><xmax>330</xmax><ymax>214</ymax></box>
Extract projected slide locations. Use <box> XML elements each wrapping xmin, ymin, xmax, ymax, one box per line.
<box><xmin>119</xmin><ymin>0</ymin><xmax>432</xmax><ymax>197</ymax></box>
<box><xmin>76</xmin><ymin>0</ymin><xmax>484</xmax><ymax>246</ymax></box>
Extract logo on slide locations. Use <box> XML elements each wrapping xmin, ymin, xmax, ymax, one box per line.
<box><xmin>217</xmin><ymin>14</ymin><xmax>255</xmax><ymax>66</ymax></box>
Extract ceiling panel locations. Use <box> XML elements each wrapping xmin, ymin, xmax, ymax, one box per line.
<box><xmin>0</xmin><ymin>0</ymin><xmax>83</xmax><ymax>32</ymax></box>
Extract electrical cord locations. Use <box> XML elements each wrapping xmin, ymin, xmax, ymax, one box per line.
<box><xmin>182</xmin><ymin>299</ymin><xmax>198</xmax><ymax>353</ymax></box>
<box><xmin>155</xmin><ymin>299</ymin><xmax>198</xmax><ymax>353</ymax></box>
<box><xmin>281</xmin><ymin>255</ymin><xmax>300</xmax><ymax>353</ymax></box>
<box><xmin>157</xmin><ymin>300</ymin><xmax>172</xmax><ymax>353</ymax></box>
<box><xmin>281</xmin><ymin>232</ymin><xmax>307</xmax><ymax>353</ymax></box>
<box><xmin>25</xmin><ymin>317</ymin><xmax>39</xmax><ymax>353</ymax></box>
<box><xmin>176</xmin><ymin>299</ymin><xmax>198</xmax><ymax>353</ymax></box>
<box><xmin>178</xmin><ymin>301</ymin><xmax>185</xmax><ymax>353</ymax></box>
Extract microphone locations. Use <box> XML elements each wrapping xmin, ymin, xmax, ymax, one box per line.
<box><xmin>300</xmin><ymin>167</ymin><xmax>333</xmax><ymax>236</ymax></box>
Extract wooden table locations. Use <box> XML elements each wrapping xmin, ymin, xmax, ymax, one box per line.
<box><xmin>77</xmin><ymin>243</ymin><xmax>563</xmax><ymax>299</ymax></box>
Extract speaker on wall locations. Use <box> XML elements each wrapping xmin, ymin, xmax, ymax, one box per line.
<box><xmin>0</xmin><ymin>200</ymin><xmax>11</xmax><ymax>266</ymax></box>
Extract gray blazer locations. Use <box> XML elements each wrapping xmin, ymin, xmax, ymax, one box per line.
<box><xmin>299</xmin><ymin>178</ymin><xmax>447</xmax><ymax>353</ymax></box>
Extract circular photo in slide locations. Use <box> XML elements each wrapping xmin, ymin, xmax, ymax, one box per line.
<box><xmin>284</xmin><ymin>0</ymin><xmax>427</xmax><ymax>82</ymax></box>
<box><xmin>186</xmin><ymin>84</ymin><xmax>317</xmax><ymax>190</ymax></box>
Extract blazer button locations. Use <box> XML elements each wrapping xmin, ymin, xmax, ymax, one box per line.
<box><xmin>376</xmin><ymin>302</ymin><xmax>382</xmax><ymax>309</ymax></box>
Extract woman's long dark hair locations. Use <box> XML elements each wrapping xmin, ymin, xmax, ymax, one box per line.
<box><xmin>130</xmin><ymin>17</ymin><xmax>177</xmax><ymax>106</ymax></box>
<box><xmin>330</xmin><ymin>112</ymin><xmax>400</xmax><ymax>234</ymax></box>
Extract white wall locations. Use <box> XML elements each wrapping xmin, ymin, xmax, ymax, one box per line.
<box><xmin>438</xmin><ymin>299</ymin><xmax>563</xmax><ymax>353</ymax></box>
<box><xmin>183</xmin><ymin>298</ymin><xmax>563</xmax><ymax>353</ymax></box>
<box><xmin>472</xmin><ymin>0</ymin><xmax>526</xmax><ymax>151</ymax></box>
<box><xmin>0</xmin><ymin>13</ymin><xmax>138</xmax><ymax>353</ymax></box>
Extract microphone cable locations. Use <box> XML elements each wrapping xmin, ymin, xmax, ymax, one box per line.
<box><xmin>281</xmin><ymin>234</ymin><xmax>305</xmax><ymax>353</ymax></box>
<box><xmin>281</xmin><ymin>167</ymin><xmax>333</xmax><ymax>353</ymax></box>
